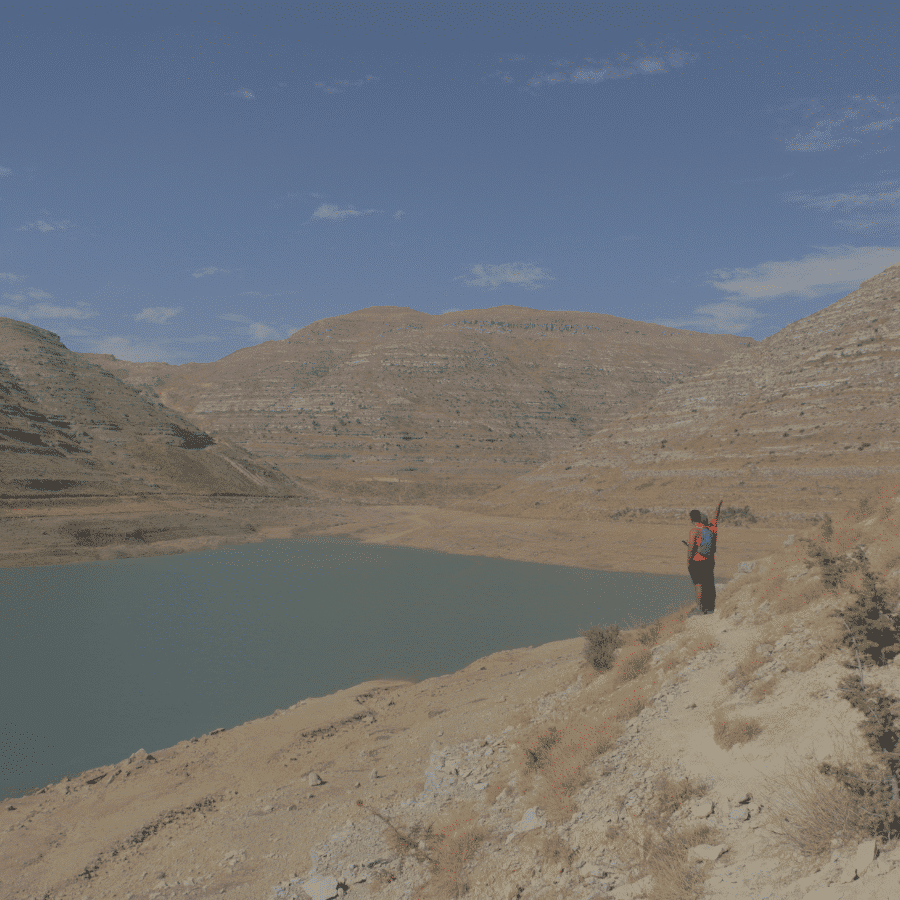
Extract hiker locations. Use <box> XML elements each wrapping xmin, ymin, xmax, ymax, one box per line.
<box><xmin>687</xmin><ymin>499</ymin><xmax>722</xmax><ymax>614</ymax></box>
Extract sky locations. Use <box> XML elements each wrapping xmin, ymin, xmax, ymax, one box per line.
<box><xmin>1</xmin><ymin>2</ymin><xmax>899</xmax><ymax>365</ymax></box>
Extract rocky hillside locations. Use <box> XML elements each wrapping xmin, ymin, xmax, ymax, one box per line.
<box><xmin>455</xmin><ymin>259</ymin><xmax>900</xmax><ymax>529</ymax></box>
<box><xmin>0</xmin><ymin>318</ymin><xmax>301</xmax><ymax>501</ymax></box>
<box><xmin>79</xmin><ymin>306</ymin><xmax>754</xmax><ymax>503</ymax></box>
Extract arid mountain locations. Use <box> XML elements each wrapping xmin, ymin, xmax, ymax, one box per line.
<box><xmin>453</xmin><ymin>260</ymin><xmax>900</xmax><ymax>530</ymax></box>
<box><xmin>0</xmin><ymin>318</ymin><xmax>301</xmax><ymax>501</ymax></box>
<box><xmin>81</xmin><ymin>306</ymin><xmax>755</xmax><ymax>503</ymax></box>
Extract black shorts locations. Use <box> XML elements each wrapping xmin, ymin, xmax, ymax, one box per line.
<box><xmin>688</xmin><ymin>559</ymin><xmax>714</xmax><ymax>586</ymax></box>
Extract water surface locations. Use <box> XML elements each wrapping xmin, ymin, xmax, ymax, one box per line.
<box><xmin>1</xmin><ymin>536</ymin><xmax>697</xmax><ymax>800</ymax></box>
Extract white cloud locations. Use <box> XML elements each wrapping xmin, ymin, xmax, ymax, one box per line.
<box><xmin>0</xmin><ymin>166</ymin><xmax>11</xmax><ymax>177</ymax></box>
<box><xmin>191</xmin><ymin>266</ymin><xmax>232</xmax><ymax>277</ymax></box>
<box><xmin>512</xmin><ymin>46</ymin><xmax>698</xmax><ymax>93</ymax></box>
<box><xmin>230</xmin><ymin>88</ymin><xmax>255</xmax><ymax>99</ymax></box>
<box><xmin>453</xmin><ymin>262</ymin><xmax>555</xmax><ymax>291</ymax></box>
<box><xmin>314</xmin><ymin>74</ymin><xmax>378</xmax><ymax>95</ymax></box>
<box><xmin>393</xmin><ymin>210</ymin><xmax>405</xmax><ymax>220</ymax></box>
<box><xmin>135</xmin><ymin>306</ymin><xmax>181</xmax><ymax>324</ymax></box>
<box><xmin>248</xmin><ymin>322</ymin><xmax>280</xmax><ymax>341</ymax></box>
<box><xmin>773</xmin><ymin>94</ymin><xmax>900</xmax><ymax>153</ymax></box>
<box><xmin>0</xmin><ymin>272</ymin><xmax>24</xmax><ymax>281</ymax></box>
<box><xmin>239</xmin><ymin>289</ymin><xmax>297</xmax><ymax>298</ymax></box>
<box><xmin>311</xmin><ymin>203</ymin><xmax>377</xmax><ymax>221</ymax></box>
<box><xmin>783</xmin><ymin>181</ymin><xmax>900</xmax><ymax>210</ymax></box>
<box><xmin>219</xmin><ymin>312</ymin><xmax>283</xmax><ymax>343</ymax></box>
<box><xmin>654</xmin><ymin>245</ymin><xmax>900</xmax><ymax>334</ymax></box>
<box><xmin>15</xmin><ymin>219</ymin><xmax>74</xmax><ymax>232</ymax></box>
<box><xmin>705</xmin><ymin>246</ymin><xmax>900</xmax><ymax>302</ymax></box>
<box><xmin>0</xmin><ymin>302</ymin><xmax>94</xmax><ymax>320</ymax></box>
<box><xmin>856</xmin><ymin>115</ymin><xmax>900</xmax><ymax>134</ymax></box>
<box><xmin>655</xmin><ymin>300</ymin><xmax>762</xmax><ymax>335</ymax></box>
<box><xmin>72</xmin><ymin>336</ymin><xmax>175</xmax><ymax>363</ymax></box>
<box><xmin>2</xmin><ymin>287</ymin><xmax>53</xmax><ymax>302</ymax></box>
<box><xmin>441</xmin><ymin>307</ymin><xmax>462</xmax><ymax>314</ymax></box>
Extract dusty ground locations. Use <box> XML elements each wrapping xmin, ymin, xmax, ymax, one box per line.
<box><xmin>5</xmin><ymin>535</ymin><xmax>900</xmax><ymax>900</ymax></box>
<box><xmin>0</xmin><ymin>496</ymin><xmax>798</xmax><ymax>579</ymax></box>
<box><xmin>0</xmin><ymin>496</ymin><xmax>820</xmax><ymax>900</ymax></box>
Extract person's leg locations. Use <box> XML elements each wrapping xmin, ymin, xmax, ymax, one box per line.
<box><xmin>701</xmin><ymin>562</ymin><xmax>716</xmax><ymax>613</ymax></box>
<box><xmin>689</xmin><ymin>562</ymin><xmax>704</xmax><ymax>612</ymax></box>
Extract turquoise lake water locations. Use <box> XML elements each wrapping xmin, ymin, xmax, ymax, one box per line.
<box><xmin>1</xmin><ymin>536</ymin><xmax>700</xmax><ymax>801</ymax></box>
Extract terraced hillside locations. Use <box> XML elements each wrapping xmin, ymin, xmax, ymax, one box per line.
<box><xmin>80</xmin><ymin>305</ymin><xmax>754</xmax><ymax>503</ymax></box>
<box><xmin>455</xmin><ymin>259</ymin><xmax>900</xmax><ymax>530</ymax></box>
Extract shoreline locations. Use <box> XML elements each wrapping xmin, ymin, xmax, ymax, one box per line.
<box><xmin>0</xmin><ymin>496</ymin><xmax>801</xmax><ymax>578</ymax></box>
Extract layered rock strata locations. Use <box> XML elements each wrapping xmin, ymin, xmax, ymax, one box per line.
<box><xmin>81</xmin><ymin>306</ymin><xmax>753</xmax><ymax>504</ymax></box>
<box><xmin>459</xmin><ymin>260</ymin><xmax>900</xmax><ymax>529</ymax></box>
<box><xmin>0</xmin><ymin>318</ymin><xmax>299</xmax><ymax>501</ymax></box>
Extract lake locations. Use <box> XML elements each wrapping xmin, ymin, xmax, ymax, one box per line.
<box><xmin>1</xmin><ymin>536</ymin><xmax>701</xmax><ymax>801</ymax></box>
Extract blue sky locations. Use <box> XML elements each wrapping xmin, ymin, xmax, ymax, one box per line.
<box><xmin>1</xmin><ymin>2</ymin><xmax>899</xmax><ymax>364</ymax></box>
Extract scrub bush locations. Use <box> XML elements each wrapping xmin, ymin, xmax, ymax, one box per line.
<box><xmin>578</xmin><ymin>622</ymin><xmax>626</xmax><ymax>672</ymax></box>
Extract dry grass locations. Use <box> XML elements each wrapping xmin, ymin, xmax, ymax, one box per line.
<box><xmin>750</xmin><ymin>727</ymin><xmax>895</xmax><ymax>866</ymax></box>
<box><xmin>596</xmin><ymin>769</ymin><xmax>726</xmax><ymax>897</ymax></box>
<box><xmin>367</xmin><ymin>489</ymin><xmax>900</xmax><ymax>899</ymax></box>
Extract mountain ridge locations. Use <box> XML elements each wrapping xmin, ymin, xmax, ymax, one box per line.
<box><xmin>78</xmin><ymin>305</ymin><xmax>754</xmax><ymax>505</ymax></box>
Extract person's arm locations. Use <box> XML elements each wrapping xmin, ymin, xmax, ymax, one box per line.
<box><xmin>687</xmin><ymin>526</ymin><xmax>698</xmax><ymax>566</ymax></box>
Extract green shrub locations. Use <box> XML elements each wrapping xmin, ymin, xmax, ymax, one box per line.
<box><xmin>798</xmin><ymin>537</ymin><xmax>862</xmax><ymax>590</ymax></box>
<box><xmin>824</xmin><ymin>547</ymin><xmax>900</xmax><ymax>667</ymax></box>
<box><xmin>800</xmin><ymin>538</ymin><xmax>900</xmax><ymax>843</ymax></box>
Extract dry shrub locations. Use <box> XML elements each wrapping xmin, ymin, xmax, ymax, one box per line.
<box><xmin>614</xmin><ymin>646</ymin><xmax>654</xmax><ymax>684</ymax></box>
<box><xmin>536</xmin><ymin>831</ymin><xmax>577</xmax><ymax>870</ymax></box>
<box><xmin>590</xmin><ymin>720</ymin><xmax>625</xmax><ymax>758</ymax></box>
<box><xmin>786</xmin><ymin>623</ymin><xmax>844</xmax><ymax>673</ymax></box>
<box><xmin>720</xmin><ymin>643</ymin><xmax>769</xmax><ymax>693</ymax></box>
<box><xmin>736</xmin><ymin>569</ymin><xmax>763</xmax><ymax>590</ymax></box>
<box><xmin>659</xmin><ymin>654</ymin><xmax>683</xmax><ymax>674</ymax></box>
<box><xmin>657</xmin><ymin>629</ymin><xmax>717</xmax><ymax>675</ymax></box>
<box><xmin>484</xmin><ymin>780</ymin><xmax>507</xmax><ymax>804</ymax></box>
<box><xmin>411</xmin><ymin>799</ymin><xmax>489</xmax><ymax>900</ymax></box>
<box><xmin>528</xmin><ymin>763</ymin><xmax>590</xmax><ymax>827</ymax></box>
<box><xmin>614</xmin><ymin>691</ymin><xmax>649</xmax><ymax>722</ymax></box>
<box><xmin>615</xmin><ymin>771</ymin><xmax>716</xmax><ymax>845</ymax></box>
<box><xmin>603</xmin><ymin>772</ymin><xmax>725</xmax><ymax>900</ymax></box>
<box><xmin>514</xmin><ymin>717</ymin><xmax>617</xmax><ymax>827</ymax></box>
<box><xmin>747</xmin><ymin>676</ymin><xmax>779</xmax><ymax>704</ymax></box>
<box><xmin>634</xmin><ymin>821</ymin><xmax>722</xmax><ymax>900</ymax></box>
<box><xmin>712</xmin><ymin>711</ymin><xmax>763</xmax><ymax>750</ymax></box>
<box><xmin>776</xmin><ymin>579</ymin><xmax>825</xmax><ymax>616</ymax></box>
<box><xmin>752</xmin><ymin>725</ymin><xmax>890</xmax><ymax>866</ymax></box>
<box><xmin>756</xmin><ymin>568</ymin><xmax>789</xmax><ymax>609</ymax></box>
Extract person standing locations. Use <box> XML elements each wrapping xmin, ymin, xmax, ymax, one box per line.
<box><xmin>687</xmin><ymin>499</ymin><xmax>722</xmax><ymax>614</ymax></box>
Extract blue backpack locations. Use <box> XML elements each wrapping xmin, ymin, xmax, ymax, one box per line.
<box><xmin>697</xmin><ymin>525</ymin><xmax>716</xmax><ymax>558</ymax></box>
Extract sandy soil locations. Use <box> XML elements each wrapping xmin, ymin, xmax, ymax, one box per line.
<box><xmin>0</xmin><ymin>497</ymin><xmax>799</xmax><ymax>579</ymax></box>
<box><xmin>0</xmin><ymin>496</ymin><xmax>825</xmax><ymax>900</ymax></box>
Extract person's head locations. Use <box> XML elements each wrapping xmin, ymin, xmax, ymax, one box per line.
<box><xmin>700</xmin><ymin>513</ymin><xmax>709</xmax><ymax>525</ymax></box>
<box><xmin>689</xmin><ymin>509</ymin><xmax>703</xmax><ymax>523</ymax></box>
